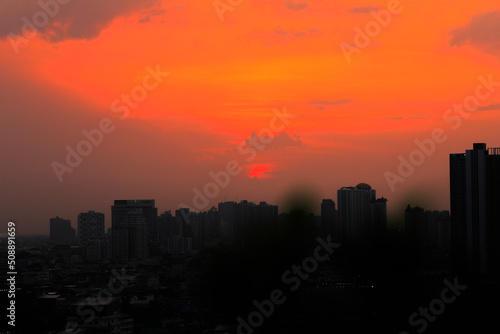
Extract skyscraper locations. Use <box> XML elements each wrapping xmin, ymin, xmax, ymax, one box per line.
<box><xmin>405</xmin><ymin>205</ymin><xmax>450</xmax><ymax>250</ymax></box>
<box><xmin>50</xmin><ymin>216</ymin><xmax>76</xmax><ymax>244</ymax></box>
<box><xmin>320</xmin><ymin>199</ymin><xmax>337</xmax><ymax>239</ymax></box>
<box><xmin>450</xmin><ymin>143</ymin><xmax>500</xmax><ymax>277</ymax></box>
<box><xmin>77</xmin><ymin>210</ymin><xmax>105</xmax><ymax>246</ymax></box>
<box><xmin>111</xmin><ymin>200</ymin><xmax>158</xmax><ymax>243</ymax></box>
<box><xmin>337</xmin><ymin>183</ymin><xmax>387</xmax><ymax>245</ymax></box>
<box><xmin>370</xmin><ymin>197</ymin><xmax>387</xmax><ymax>240</ymax></box>
<box><xmin>218</xmin><ymin>200</ymin><xmax>278</xmax><ymax>241</ymax></box>
<box><xmin>111</xmin><ymin>200</ymin><xmax>156</xmax><ymax>260</ymax></box>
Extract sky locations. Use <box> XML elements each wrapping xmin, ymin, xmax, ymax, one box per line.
<box><xmin>1</xmin><ymin>0</ymin><xmax>499</xmax><ymax>235</ymax></box>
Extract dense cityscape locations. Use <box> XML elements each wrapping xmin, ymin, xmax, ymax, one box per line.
<box><xmin>1</xmin><ymin>143</ymin><xmax>499</xmax><ymax>333</ymax></box>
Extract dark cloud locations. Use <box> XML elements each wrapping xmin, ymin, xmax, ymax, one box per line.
<box><xmin>139</xmin><ymin>8</ymin><xmax>167</xmax><ymax>24</ymax></box>
<box><xmin>285</xmin><ymin>1</ymin><xmax>308</xmax><ymax>11</ymax></box>
<box><xmin>274</xmin><ymin>28</ymin><xmax>317</xmax><ymax>38</ymax></box>
<box><xmin>293</xmin><ymin>28</ymin><xmax>317</xmax><ymax>37</ymax></box>
<box><xmin>275</xmin><ymin>29</ymin><xmax>288</xmax><ymax>36</ymax></box>
<box><xmin>450</xmin><ymin>10</ymin><xmax>500</xmax><ymax>55</ymax></box>
<box><xmin>250</xmin><ymin>27</ymin><xmax>317</xmax><ymax>43</ymax></box>
<box><xmin>478</xmin><ymin>103</ymin><xmax>500</xmax><ymax>111</ymax></box>
<box><xmin>243</xmin><ymin>132</ymin><xmax>304</xmax><ymax>151</ymax></box>
<box><xmin>347</xmin><ymin>6</ymin><xmax>379</xmax><ymax>14</ymax></box>
<box><xmin>0</xmin><ymin>0</ymin><xmax>161</xmax><ymax>42</ymax></box>
<box><xmin>308</xmin><ymin>99</ymin><xmax>352</xmax><ymax>105</ymax></box>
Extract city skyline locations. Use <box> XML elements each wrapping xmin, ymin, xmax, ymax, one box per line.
<box><xmin>7</xmin><ymin>137</ymin><xmax>495</xmax><ymax>236</ymax></box>
<box><xmin>2</xmin><ymin>1</ymin><xmax>500</xmax><ymax>235</ymax></box>
<box><xmin>4</xmin><ymin>148</ymin><xmax>493</xmax><ymax>237</ymax></box>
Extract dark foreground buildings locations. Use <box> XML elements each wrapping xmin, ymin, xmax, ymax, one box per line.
<box><xmin>337</xmin><ymin>183</ymin><xmax>387</xmax><ymax>245</ymax></box>
<box><xmin>450</xmin><ymin>143</ymin><xmax>500</xmax><ymax>278</ymax></box>
<box><xmin>49</xmin><ymin>216</ymin><xmax>76</xmax><ymax>244</ymax></box>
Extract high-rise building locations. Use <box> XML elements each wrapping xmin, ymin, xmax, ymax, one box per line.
<box><xmin>158</xmin><ymin>210</ymin><xmax>176</xmax><ymax>238</ymax></box>
<box><xmin>370</xmin><ymin>197</ymin><xmax>388</xmax><ymax>240</ymax></box>
<box><xmin>111</xmin><ymin>211</ymin><xmax>148</xmax><ymax>261</ymax></box>
<box><xmin>337</xmin><ymin>183</ymin><xmax>387</xmax><ymax>245</ymax></box>
<box><xmin>219</xmin><ymin>201</ymin><xmax>237</xmax><ymax>240</ymax></box>
<box><xmin>50</xmin><ymin>216</ymin><xmax>76</xmax><ymax>244</ymax></box>
<box><xmin>85</xmin><ymin>237</ymin><xmax>110</xmax><ymax>261</ymax></box>
<box><xmin>111</xmin><ymin>200</ymin><xmax>155</xmax><ymax>261</ymax></box>
<box><xmin>218</xmin><ymin>200</ymin><xmax>278</xmax><ymax>241</ymax></box>
<box><xmin>255</xmin><ymin>201</ymin><xmax>278</xmax><ymax>231</ymax></box>
<box><xmin>450</xmin><ymin>143</ymin><xmax>500</xmax><ymax>277</ymax></box>
<box><xmin>77</xmin><ymin>211</ymin><xmax>105</xmax><ymax>246</ymax></box>
<box><xmin>405</xmin><ymin>205</ymin><xmax>450</xmax><ymax>250</ymax></box>
<box><xmin>111</xmin><ymin>200</ymin><xmax>158</xmax><ymax>243</ymax></box>
<box><xmin>320</xmin><ymin>199</ymin><xmax>337</xmax><ymax>239</ymax></box>
<box><xmin>202</xmin><ymin>207</ymin><xmax>220</xmax><ymax>242</ymax></box>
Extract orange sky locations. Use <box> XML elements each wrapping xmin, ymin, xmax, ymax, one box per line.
<box><xmin>1</xmin><ymin>0</ymin><xmax>499</xmax><ymax>234</ymax></box>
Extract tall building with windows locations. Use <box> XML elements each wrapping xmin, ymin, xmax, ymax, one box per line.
<box><xmin>218</xmin><ymin>200</ymin><xmax>278</xmax><ymax>241</ymax></box>
<box><xmin>111</xmin><ymin>200</ymin><xmax>156</xmax><ymax>261</ymax></box>
<box><xmin>111</xmin><ymin>199</ymin><xmax>158</xmax><ymax>243</ymax></box>
<box><xmin>77</xmin><ymin>211</ymin><xmax>105</xmax><ymax>246</ymax></box>
<box><xmin>450</xmin><ymin>143</ymin><xmax>500</xmax><ymax>277</ymax></box>
<box><xmin>50</xmin><ymin>216</ymin><xmax>76</xmax><ymax>244</ymax></box>
<box><xmin>337</xmin><ymin>183</ymin><xmax>387</xmax><ymax>245</ymax></box>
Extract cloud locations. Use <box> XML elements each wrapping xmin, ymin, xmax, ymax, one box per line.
<box><xmin>308</xmin><ymin>99</ymin><xmax>353</xmax><ymax>105</ymax></box>
<box><xmin>285</xmin><ymin>1</ymin><xmax>308</xmax><ymax>11</ymax></box>
<box><xmin>450</xmin><ymin>10</ymin><xmax>500</xmax><ymax>55</ymax></box>
<box><xmin>251</xmin><ymin>27</ymin><xmax>318</xmax><ymax>43</ymax></box>
<box><xmin>274</xmin><ymin>27</ymin><xmax>317</xmax><ymax>38</ymax></box>
<box><xmin>347</xmin><ymin>6</ymin><xmax>379</xmax><ymax>14</ymax></box>
<box><xmin>247</xmin><ymin>164</ymin><xmax>273</xmax><ymax>179</ymax></box>
<box><xmin>385</xmin><ymin>117</ymin><xmax>403</xmax><ymax>120</ymax></box>
<box><xmin>139</xmin><ymin>8</ymin><xmax>167</xmax><ymax>24</ymax></box>
<box><xmin>478</xmin><ymin>103</ymin><xmax>500</xmax><ymax>111</ymax></box>
<box><xmin>275</xmin><ymin>29</ymin><xmax>288</xmax><ymax>36</ymax></box>
<box><xmin>242</xmin><ymin>132</ymin><xmax>304</xmax><ymax>151</ymax></box>
<box><xmin>293</xmin><ymin>28</ymin><xmax>317</xmax><ymax>37</ymax></box>
<box><xmin>0</xmin><ymin>0</ymin><xmax>161</xmax><ymax>42</ymax></box>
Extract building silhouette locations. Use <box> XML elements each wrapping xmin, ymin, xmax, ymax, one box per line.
<box><xmin>450</xmin><ymin>143</ymin><xmax>500</xmax><ymax>277</ymax></box>
<box><xmin>370</xmin><ymin>197</ymin><xmax>388</xmax><ymax>241</ymax></box>
<box><xmin>111</xmin><ymin>199</ymin><xmax>158</xmax><ymax>242</ymax></box>
<box><xmin>111</xmin><ymin>200</ymin><xmax>156</xmax><ymax>261</ymax></box>
<box><xmin>405</xmin><ymin>205</ymin><xmax>451</xmax><ymax>250</ymax></box>
<box><xmin>50</xmin><ymin>216</ymin><xmax>76</xmax><ymax>244</ymax></box>
<box><xmin>218</xmin><ymin>200</ymin><xmax>278</xmax><ymax>241</ymax></box>
<box><xmin>77</xmin><ymin>210</ymin><xmax>105</xmax><ymax>246</ymax></box>
<box><xmin>337</xmin><ymin>183</ymin><xmax>387</xmax><ymax>245</ymax></box>
<box><xmin>320</xmin><ymin>199</ymin><xmax>337</xmax><ymax>239</ymax></box>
